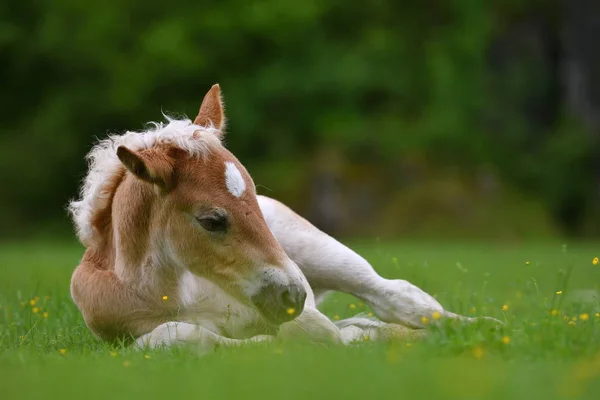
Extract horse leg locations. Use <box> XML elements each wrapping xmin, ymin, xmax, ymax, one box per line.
<box><xmin>277</xmin><ymin>307</ymin><xmax>421</xmax><ymax>346</ymax></box>
<box><xmin>258</xmin><ymin>195</ymin><xmax>499</xmax><ymax>328</ymax></box>
<box><xmin>277</xmin><ymin>306</ymin><xmax>342</xmax><ymax>344</ymax></box>
<box><xmin>135</xmin><ymin>321</ymin><xmax>273</xmax><ymax>352</ymax></box>
<box><xmin>334</xmin><ymin>314</ymin><xmax>427</xmax><ymax>344</ymax></box>
<box><xmin>138</xmin><ymin>310</ymin><xmax>343</xmax><ymax>351</ymax></box>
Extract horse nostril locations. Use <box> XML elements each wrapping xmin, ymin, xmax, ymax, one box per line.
<box><xmin>280</xmin><ymin>289</ymin><xmax>295</xmax><ymax>309</ymax></box>
<box><xmin>299</xmin><ymin>289</ymin><xmax>307</xmax><ymax>306</ymax></box>
<box><xmin>280</xmin><ymin>287</ymin><xmax>307</xmax><ymax>312</ymax></box>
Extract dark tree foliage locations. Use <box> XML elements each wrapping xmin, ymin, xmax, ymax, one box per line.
<box><xmin>0</xmin><ymin>0</ymin><xmax>597</xmax><ymax>238</ymax></box>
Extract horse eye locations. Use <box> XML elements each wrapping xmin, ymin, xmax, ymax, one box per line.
<box><xmin>196</xmin><ymin>214</ymin><xmax>229</xmax><ymax>233</ymax></box>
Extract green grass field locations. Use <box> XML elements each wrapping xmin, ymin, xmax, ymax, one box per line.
<box><xmin>1</xmin><ymin>239</ymin><xmax>600</xmax><ymax>399</ymax></box>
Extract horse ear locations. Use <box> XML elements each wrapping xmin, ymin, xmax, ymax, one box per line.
<box><xmin>116</xmin><ymin>146</ymin><xmax>174</xmax><ymax>189</ymax></box>
<box><xmin>194</xmin><ymin>84</ymin><xmax>226</xmax><ymax>133</ymax></box>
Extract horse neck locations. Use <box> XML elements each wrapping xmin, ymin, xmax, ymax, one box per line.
<box><xmin>110</xmin><ymin>176</ymin><xmax>181</xmax><ymax>299</ymax></box>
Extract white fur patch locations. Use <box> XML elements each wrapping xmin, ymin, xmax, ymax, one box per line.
<box><xmin>224</xmin><ymin>162</ymin><xmax>246</xmax><ymax>198</ymax></box>
<box><xmin>178</xmin><ymin>270</ymin><xmax>203</xmax><ymax>307</ymax></box>
<box><xmin>69</xmin><ymin>117</ymin><xmax>222</xmax><ymax>246</ymax></box>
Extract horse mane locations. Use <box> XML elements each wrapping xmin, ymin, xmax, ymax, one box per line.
<box><xmin>69</xmin><ymin>117</ymin><xmax>222</xmax><ymax>247</ymax></box>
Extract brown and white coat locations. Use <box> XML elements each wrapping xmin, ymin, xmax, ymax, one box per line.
<box><xmin>69</xmin><ymin>85</ymin><xmax>496</xmax><ymax>352</ymax></box>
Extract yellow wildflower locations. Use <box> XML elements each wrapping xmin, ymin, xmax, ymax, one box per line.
<box><xmin>362</xmin><ymin>336</ymin><xmax>370</xmax><ymax>341</ymax></box>
<box><xmin>367</xmin><ymin>312</ymin><xmax>374</xmax><ymax>317</ymax></box>
<box><xmin>593</xmin><ymin>257</ymin><xmax>599</xmax><ymax>265</ymax></box>
<box><xmin>595</xmin><ymin>313</ymin><xmax>600</xmax><ymax>318</ymax></box>
<box><xmin>568</xmin><ymin>321</ymin><xmax>576</xmax><ymax>326</ymax></box>
<box><xmin>556</xmin><ymin>291</ymin><xmax>563</xmax><ymax>295</ymax></box>
<box><xmin>580</xmin><ymin>313</ymin><xmax>589</xmax><ymax>321</ymax></box>
<box><xmin>59</xmin><ymin>349</ymin><xmax>67</xmax><ymax>356</ymax></box>
<box><xmin>432</xmin><ymin>311</ymin><xmax>441</xmax><ymax>320</ymax></box>
<box><xmin>502</xmin><ymin>304</ymin><xmax>509</xmax><ymax>312</ymax></box>
<box><xmin>525</xmin><ymin>261</ymin><xmax>530</xmax><ymax>265</ymax></box>
<box><xmin>333</xmin><ymin>315</ymin><xmax>340</xmax><ymax>320</ymax></box>
<box><xmin>421</xmin><ymin>316</ymin><xmax>429</xmax><ymax>325</ymax></box>
<box><xmin>144</xmin><ymin>355</ymin><xmax>151</xmax><ymax>359</ymax></box>
<box><xmin>32</xmin><ymin>307</ymin><xmax>39</xmax><ymax>313</ymax></box>
<box><xmin>110</xmin><ymin>351</ymin><xmax>118</xmax><ymax>357</ymax></box>
<box><xmin>469</xmin><ymin>306</ymin><xmax>476</xmax><ymax>314</ymax></box>
<box><xmin>286</xmin><ymin>308</ymin><xmax>296</xmax><ymax>315</ymax></box>
<box><xmin>572</xmin><ymin>316</ymin><xmax>577</xmax><ymax>321</ymax></box>
<box><xmin>472</xmin><ymin>347</ymin><xmax>485</xmax><ymax>359</ymax></box>
<box><xmin>29</xmin><ymin>299</ymin><xmax>37</xmax><ymax>306</ymax></box>
<box><xmin>161</xmin><ymin>295</ymin><xmax>168</xmax><ymax>301</ymax></box>
<box><xmin>551</xmin><ymin>309</ymin><xmax>559</xmax><ymax>317</ymax></box>
<box><xmin>42</xmin><ymin>312</ymin><xmax>49</xmax><ymax>318</ymax></box>
<box><xmin>19</xmin><ymin>335</ymin><xmax>25</xmax><ymax>342</ymax></box>
<box><xmin>501</xmin><ymin>336</ymin><xmax>511</xmax><ymax>345</ymax></box>
<box><xmin>349</xmin><ymin>304</ymin><xmax>356</xmax><ymax>309</ymax></box>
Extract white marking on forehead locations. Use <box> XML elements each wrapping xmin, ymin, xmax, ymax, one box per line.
<box><xmin>224</xmin><ymin>161</ymin><xmax>246</xmax><ymax>198</ymax></box>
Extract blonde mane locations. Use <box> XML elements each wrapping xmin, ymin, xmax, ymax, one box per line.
<box><xmin>69</xmin><ymin>117</ymin><xmax>222</xmax><ymax>247</ymax></box>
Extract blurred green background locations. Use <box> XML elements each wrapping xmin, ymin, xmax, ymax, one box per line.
<box><xmin>2</xmin><ymin>0</ymin><xmax>599</xmax><ymax>240</ymax></box>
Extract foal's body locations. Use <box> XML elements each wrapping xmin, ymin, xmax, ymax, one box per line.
<box><xmin>72</xmin><ymin>192</ymin><xmax>436</xmax><ymax>348</ymax></box>
<box><xmin>70</xmin><ymin>85</ymin><xmax>491</xmax><ymax>351</ymax></box>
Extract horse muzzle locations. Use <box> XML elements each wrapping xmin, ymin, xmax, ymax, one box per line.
<box><xmin>250</xmin><ymin>281</ymin><xmax>307</xmax><ymax>324</ymax></box>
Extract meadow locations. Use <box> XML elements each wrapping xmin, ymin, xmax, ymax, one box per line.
<box><xmin>1</xmin><ymin>238</ymin><xmax>599</xmax><ymax>399</ymax></box>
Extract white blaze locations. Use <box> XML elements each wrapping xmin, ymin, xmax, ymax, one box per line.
<box><xmin>224</xmin><ymin>161</ymin><xmax>246</xmax><ymax>198</ymax></box>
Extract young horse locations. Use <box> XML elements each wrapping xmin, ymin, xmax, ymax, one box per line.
<box><xmin>69</xmin><ymin>84</ymin><xmax>495</xmax><ymax>351</ymax></box>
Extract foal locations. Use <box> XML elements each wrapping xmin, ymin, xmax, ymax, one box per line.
<box><xmin>69</xmin><ymin>85</ymin><xmax>494</xmax><ymax>351</ymax></box>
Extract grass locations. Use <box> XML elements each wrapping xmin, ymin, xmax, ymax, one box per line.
<box><xmin>1</xmin><ymin>238</ymin><xmax>600</xmax><ymax>399</ymax></box>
